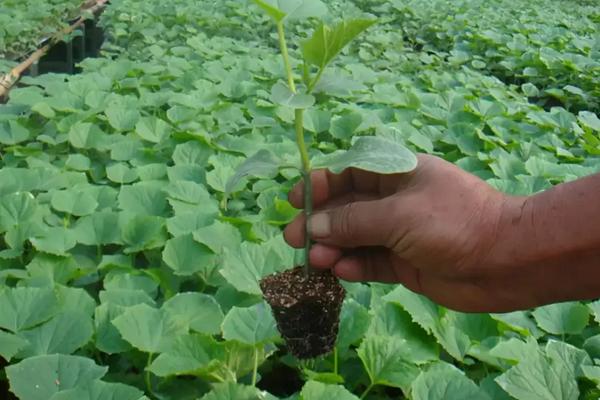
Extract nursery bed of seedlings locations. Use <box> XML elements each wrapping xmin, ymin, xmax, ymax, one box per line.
<box><xmin>1</xmin><ymin>0</ymin><xmax>600</xmax><ymax>399</ymax></box>
<box><xmin>0</xmin><ymin>0</ymin><xmax>93</xmax><ymax>74</ymax></box>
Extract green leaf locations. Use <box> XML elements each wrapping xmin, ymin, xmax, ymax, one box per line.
<box><xmin>122</xmin><ymin>215</ymin><xmax>168</xmax><ymax>253</ymax></box>
<box><xmin>0</xmin><ymin>192</ymin><xmax>37</xmax><ymax>231</ymax></box>
<box><xmin>579</xmin><ymin>111</ymin><xmax>600</xmax><ymax>131</ymax></box>
<box><xmin>162</xmin><ymin>293</ymin><xmax>224</xmax><ymax>335</ymax></box>
<box><xmin>68</xmin><ymin>122</ymin><xmax>107</xmax><ymax>149</ymax></box>
<box><xmin>162</xmin><ymin>234</ymin><xmax>215</xmax><ymax>276</ymax></box>
<box><xmin>193</xmin><ymin>221</ymin><xmax>243</xmax><ymax>254</ymax></box>
<box><xmin>315</xmin><ymin>136</ymin><xmax>417</xmax><ymax>174</ymax></box>
<box><xmin>74</xmin><ymin>211</ymin><xmax>122</xmax><ymax>246</ymax></box>
<box><xmin>0</xmin><ymin>120</ymin><xmax>29</xmax><ymax>145</ymax></box>
<box><xmin>106</xmin><ymin>163</ymin><xmax>139</xmax><ymax>184</ymax></box>
<box><xmin>412</xmin><ymin>362</ymin><xmax>491</xmax><ymax>400</ymax></box>
<box><xmin>532</xmin><ymin>302</ymin><xmax>589</xmax><ymax>335</ymax></box>
<box><xmin>135</xmin><ymin>116</ymin><xmax>172</xmax><ymax>143</ymax></box>
<box><xmin>0</xmin><ymin>330</ymin><xmax>29</xmax><ymax>361</ymax></box>
<box><xmin>300</xmin><ymin>381</ymin><xmax>359</xmax><ymax>400</ymax></box>
<box><xmin>105</xmin><ymin>102</ymin><xmax>140</xmax><ymax>131</ymax></box>
<box><xmin>270</xmin><ymin>82</ymin><xmax>315</xmax><ymax>109</ymax></box>
<box><xmin>112</xmin><ymin>303</ymin><xmax>181</xmax><ymax>353</ymax></box>
<box><xmin>18</xmin><ymin>311</ymin><xmax>94</xmax><ymax>357</ymax></box>
<box><xmin>118</xmin><ymin>182</ymin><xmax>169</xmax><ymax>216</ymax></box>
<box><xmin>5</xmin><ymin>354</ymin><xmax>107</xmax><ymax>400</ymax></box>
<box><xmin>49</xmin><ymin>380</ymin><xmax>148</xmax><ymax>400</ymax></box>
<box><xmin>336</xmin><ymin>299</ymin><xmax>370</xmax><ymax>350</ymax></box>
<box><xmin>252</xmin><ymin>0</ymin><xmax>327</xmax><ymax>23</ymax></box>
<box><xmin>302</xmin><ymin>19</ymin><xmax>376</xmax><ymax>70</ymax></box>
<box><xmin>357</xmin><ymin>335</ymin><xmax>420</xmax><ymax>393</ymax></box>
<box><xmin>222</xmin><ymin>303</ymin><xmax>280</xmax><ymax>345</ymax></box>
<box><xmin>496</xmin><ymin>342</ymin><xmax>579</xmax><ymax>400</ymax></box>
<box><xmin>225</xmin><ymin>150</ymin><xmax>282</xmax><ymax>197</ymax></box>
<box><xmin>221</xmin><ymin>236</ymin><xmax>297</xmax><ymax>295</ymax></box>
<box><xmin>0</xmin><ymin>287</ymin><xmax>58</xmax><ymax>332</ymax></box>
<box><xmin>94</xmin><ymin>303</ymin><xmax>131</xmax><ymax>354</ymax></box>
<box><xmin>200</xmin><ymin>382</ymin><xmax>278</xmax><ymax>400</ymax></box>
<box><xmin>51</xmin><ymin>189</ymin><xmax>98</xmax><ymax>216</ymax></box>
<box><xmin>147</xmin><ymin>333</ymin><xmax>221</xmax><ymax>378</ymax></box>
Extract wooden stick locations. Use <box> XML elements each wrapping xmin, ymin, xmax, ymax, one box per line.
<box><xmin>0</xmin><ymin>0</ymin><xmax>109</xmax><ymax>99</ymax></box>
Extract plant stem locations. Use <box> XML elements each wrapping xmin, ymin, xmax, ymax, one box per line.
<box><xmin>360</xmin><ymin>383</ymin><xmax>375</xmax><ymax>400</ymax></box>
<box><xmin>277</xmin><ymin>22</ymin><xmax>296</xmax><ymax>93</ymax></box>
<box><xmin>333</xmin><ymin>347</ymin><xmax>339</xmax><ymax>375</ymax></box>
<box><xmin>308</xmin><ymin>67</ymin><xmax>325</xmax><ymax>93</ymax></box>
<box><xmin>145</xmin><ymin>353</ymin><xmax>154</xmax><ymax>396</ymax></box>
<box><xmin>251</xmin><ymin>348</ymin><xmax>259</xmax><ymax>386</ymax></box>
<box><xmin>276</xmin><ymin>20</ymin><xmax>313</xmax><ymax>275</ymax></box>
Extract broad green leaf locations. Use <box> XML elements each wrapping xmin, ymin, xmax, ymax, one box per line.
<box><xmin>164</xmin><ymin>181</ymin><xmax>212</xmax><ymax>204</ymax></box>
<box><xmin>0</xmin><ymin>330</ymin><xmax>29</xmax><ymax>361</ymax></box>
<box><xmin>357</xmin><ymin>335</ymin><xmax>420</xmax><ymax>393</ymax></box>
<box><xmin>118</xmin><ymin>182</ymin><xmax>169</xmax><ymax>216</ymax></box>
<box><xmin>545</xmin><ymin>340</ymin><xmax>592</xmax><ymax>379</ymax></box>
<box><xmin>315</xmin><ymin>136</ymin><xmax>417</xmax><ymax>174</ymax></box>
<box><xmin>0</xmin><ymin>192</ymin><xmax>37</xmax><ymax>231</ymax></box>
<box><xmin>412</xmin><ymin>362</ymin><xmax>491</xmax><ymax>400</ymax></box>
<box><xmin>173</xmin><ymin>141</ymin><xmax>213</xmax><ymax>166</ymax></box>
<box><xmin>112</xmin><ymin>303</ymin><xmax>181</xmax><ymax>353</ymax></box>
<box><xmin>330</xmin><ymin>112</ymin><xmax>363</xmax><ymax>140</ymax></box>
<box><xmin>367</xmin><ymin>303</ymin><xmax>438</xmax><ymax>364</ymax></box>
<box><xmin>193</xmin><ymin>221</ymin><xmax>243</xmax><ymax>254</ymax></box>
<box><xmin>300</xmin><ymin>381</ymin><xmax>359</xmax><ymax>400</ymax></box>
<box><xmin>0</xmin><ymin>287</ymin><xmax>58</xmax><ymax>332</ymax></box>
<box><xmin>221</xmin><ymin>236</ymin><xmax>297</xmax><ymax>295</ymax></box>
<box><xmin>496</xmin><ymin>343</ymin><xmax>579</xmax><ymax>400</ymax></box>
<box><xmin>122</xmin><ymin>215</ymin><xmax>167</xmax><ymax>253</ymax></box>
<box><xmin>200</xmin><ymin>382</ymin><xmax>278</xmax><ymax>400</ymax></box>
<box><xmin>532</xmin><ymin>302</ymin><xmax>589</xmax><ymax>335</ymax></box>
<box><xmin>579</xmin><ymin>111</ymin><xmax>600</xmax><ymax>131</ymax></box>
<box><xmin>106</xmin><ymin>163</ymin><xmax>139</xmax><ymax>184</ymax></box>
<box><xmin>135</xmin><ymin>116</ymin><xmax>172</xmax><ymax>143</ymax></box>
<box><xmin>167</xmin><ymin>212</ymin><xmax>216</xmax><ymax>237</ymax></box>
<box><xmin>49</xmin><ymin>380</ymin><xmax>148</xmax><ymax>400</ymax></box>
<box><xmin>162</xmin><ymin>293</ymin><xmax>224</xmax><ymax>335</ymax></box>
<box><xmin>51</xmin><ymin>189</ymin><xmax>98</xmax><ymax>216</ymax></box>
<box><xmin>302</xmin><ymin>19</ymin><xmax>376</xmax><ymax>69</ymax></box>
<box><xmin>162</xmin><ymin>234</ymin><xmax>215</xmax><ymax>276</ymax></box>
<box><xmin>68</xmin><ymin>122</ymin><xmax>107</xmax><ymax>149</ymax></box>
<box><xmin>270</xmin><ymin>82</ymin><xmax>315</xmax><ymax>109</ymax></box>
<box><xmin>74</xmin><ymin>211</ymin><xmax>122</xmax><ymax>246</ymax></box>
<box><xmin>18</xmin><ymin>311</ymin><xmax>94</xmax><ymax>357</ymax></box>
<box><xmin>5</xmin><ymin>354</ymin><xmax>107</xmax><ymax>400</ymax></box>
<box><xmin>147</xmin><ymin>333</ymin><xmax>221</xmax><ymax>378</ymax></box>
<box><xmin>0</xmin><ymin>120</ymin><xmax>29</xmax><ymax>144</ymax></box>
<box><xmin>222</xmin><ymin>303</ymin><xmax>280</xmax><ymax>345</ymax></box>
<box><xmin>65</xmin><ymin>154</ymin><xmax>91</xmax><ymax>171</ymax></box>
<box><xmin>336</xmin><ymin>299</ymin><xmax>370</xmax><ymax>350</ymax></box>
<box><xmin>105</xmin><ymin>102</ymin><xmax>140</xmax><ymax>131</ymax></box>
<box><xmin>94</xmin><ymin>303</ymin><xmax>131</xmax><ymax>354</ymax></box>
<box><xmin>225</xmin><ymin>150</ymin><xmax>282</xmax><ymax>196</ymax></box>
<box><xmin>252</xmin><ymin>0</ymin><xmax>327</xmax><ymax>23</ymax></box>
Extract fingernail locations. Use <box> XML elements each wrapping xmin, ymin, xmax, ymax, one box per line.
<box><xmin>309</xmin><ymin>213</ymin><xmax>330</xmax><ymax>238</ymax></box>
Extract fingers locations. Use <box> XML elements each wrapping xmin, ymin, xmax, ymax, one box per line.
<box><xmin>288</xmin><ymin>168</ymin><xmax>416</xmax><ymax>209</ymax></box>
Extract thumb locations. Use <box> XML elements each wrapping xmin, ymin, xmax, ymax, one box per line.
<box><xmin>309</xmin><ymin>198</ymin><xmax>399</xmax><ymax>248</ymax></box>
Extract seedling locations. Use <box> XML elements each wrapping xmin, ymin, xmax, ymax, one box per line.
<box><xmin>227</xmin><ymin>0</ymin><xmax>417</xmax><ymax>358</ymax></box>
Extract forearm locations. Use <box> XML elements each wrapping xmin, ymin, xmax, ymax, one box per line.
<box><xmin>491</xmin><ymin>173</ymin><xmax>600</xmax><ymax>304</ymax></box>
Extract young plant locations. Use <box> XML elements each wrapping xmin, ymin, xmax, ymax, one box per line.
<box><xmin>226</xmin><ymin>0</ymin><xmax>417</xmax><ymax>359</ymax></box>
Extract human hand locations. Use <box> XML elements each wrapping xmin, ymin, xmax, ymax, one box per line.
<box><xmin>283</xmin><ymin>154</ymin><xmax>540</xmax><ymax>313</ymax></box>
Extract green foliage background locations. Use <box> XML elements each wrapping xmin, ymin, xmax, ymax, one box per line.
<box><xmin>1</xmin><ymin>0</ymin><xmax>600</xmax><ymax>399</ymax></box>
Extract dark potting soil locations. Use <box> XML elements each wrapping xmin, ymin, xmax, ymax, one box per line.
<box><xmin>260</xmin><ymin>266</ymin><xmax>345</xmax><ymax>359</ymax></box>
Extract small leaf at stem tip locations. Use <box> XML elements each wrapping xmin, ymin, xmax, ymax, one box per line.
<box><xmin>302</xmin><ymin>19</ymin><xmax>377</xmax><ymax>70</ymax></box>
<box><xmin>270</xmin><ymin>82</ymin><xmax>315</xmax><ymax>109</ymax></box>
<box><xmin>314</xmin><ymin>136</ymin><xmax>418</xmax><ymax>175</ymax></box>
<box><xmin>252</xmin><ymin>0</ymin><xmax>328</xmax><ymax>23</ymax></box>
